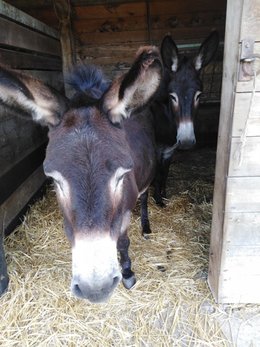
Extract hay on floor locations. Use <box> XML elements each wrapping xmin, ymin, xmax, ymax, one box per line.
<box><xmin>1</xmin><ymin>148</ymin><xmax>259</xmax><ymax>346</ymax></box>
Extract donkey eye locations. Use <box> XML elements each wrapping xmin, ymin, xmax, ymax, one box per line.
<box><xmin>170</xmin><ymin>93</ymin><xmax>178</xmax><ymax>104</ymax></box>
<box><xmin>194</xmin><ymin>91</ymin><xmax>202</xmax><ymax>102</ymax></box>
<box><xmin>110</xmin><ymin>166</ymin><xmax>131</xmax><ymax>198</ymax></box>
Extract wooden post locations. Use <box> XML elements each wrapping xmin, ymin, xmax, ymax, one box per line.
<box><xmin>208</xmin><ymin>0</ymin><xmax>260</xmax><ymax>303</ymax></box>
<box><xmin>53</xmin><ymin>0</ymin><xmax>75</xmax><ymax>97</ymax></box>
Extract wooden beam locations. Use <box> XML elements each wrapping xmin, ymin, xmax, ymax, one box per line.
<box><xmin>53</xmin><ymin>0</ymin><xmax>76</xmax><ymax>96</ymax></box>
<box><xmin>208</xmin><ymin>0</ymin><xmax>244</xmax><ymax>302</ymax></box>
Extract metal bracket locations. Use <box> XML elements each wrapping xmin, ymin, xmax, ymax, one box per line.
<box><xmin>239</xmin><ymin>38</ymin><xmax>255</xmax><ymax>81</ymax></box>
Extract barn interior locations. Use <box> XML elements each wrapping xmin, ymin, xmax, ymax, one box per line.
<box><xmin>1</xmin><ymin>0</ymin><xmax>225</xmax><ymax>232</ymax></box>
<box><xmin>1</xmin><ymin>0</ymin><xmax>260</xmax><ymax>345</ymax></box>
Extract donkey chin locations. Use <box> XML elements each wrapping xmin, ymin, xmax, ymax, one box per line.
<box><xmin>70</xmin><ymin>234</ymin><xmax>122</xmax><ymax>303</ymax></box>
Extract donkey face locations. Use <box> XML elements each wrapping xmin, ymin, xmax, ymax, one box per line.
<box><xmin>0</xmin><ymin>47</ymin><xmax>162</xmax><ymax>303</ymax></box>
<box><xmin>161</xmin><ymin>31</ymin><xmax>219</xmax><ymax>149</ymax></box>
<box><xmin>43</xmin><ymin>109</ymin><xmax>137</xmax><ymax>302</ymax></box>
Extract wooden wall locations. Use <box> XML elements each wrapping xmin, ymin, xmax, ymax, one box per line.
<box><xmin>6</xmin><ymin>1</ymin><xmax>226</xmax><ymax>81</ymax></box>
<box><xmin>0</xmin><ymin>1</ymin><xmax>63</xmax><ymax>235</ymax></box>
<box><xmin>73</xmin><ymin>0</ymin><xmax>226</xmax><ymax>84</ymax></box>
<box><xmin>4</xmin><ymin>0</ymin><xmax>226</xmax><ymax>148</ymax></box>
<box><xmin>209</xmin><ymin>0</ymin><xmax>260</xmax><ymax>303</ymax></box>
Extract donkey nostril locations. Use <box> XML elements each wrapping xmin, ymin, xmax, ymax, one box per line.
<box><xmin>73</xmin><ymin>283</ymin><xmax>83</xmax><ymax>297</ymax></box>
<box><xmin>112</xmin><ymin>275</ymin><xmax>121</xmax><ymax>287</ymax></box>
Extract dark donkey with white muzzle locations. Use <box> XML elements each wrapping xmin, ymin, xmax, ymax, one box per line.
<box><xmin>0</xmin><ymin>47</ymin><xmax>162</xmax><ymax>303</ymax></box>
<box><xmin>151</xmin><ymin>31</ymin><xmax>219</xmax><ymax>206</ymax></box>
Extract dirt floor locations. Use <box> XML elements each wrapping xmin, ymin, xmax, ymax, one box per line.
<box><xmin>1</xmin><ymin>147</ymin><xmax>260</xmax><ymax>346</ymax></box>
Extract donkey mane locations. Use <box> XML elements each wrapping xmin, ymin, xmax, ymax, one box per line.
<box><xmin>67</xmin><ymin>64</ymin><xmax>111</xmax><ymax>100</ymax></box>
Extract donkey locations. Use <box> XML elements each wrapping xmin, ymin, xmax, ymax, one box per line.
<box><xmin>0</xmin><ymin>46</ymin><xmax>162</xmax><ymax>303</ymax></box>
<box><xmin>151</xmin><ymin>31</ymin><xmax>219</xmax><ymax>206</ymax></box>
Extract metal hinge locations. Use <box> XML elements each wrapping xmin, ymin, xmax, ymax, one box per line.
<box><xmin>239</xmin><ymin>38</ymin><xmax>260</xmax><ymax>80</ymax></box>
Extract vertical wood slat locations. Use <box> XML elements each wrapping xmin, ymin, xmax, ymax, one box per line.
<box><xmin>53</xmin><ymin>0</ymin><xmax>75</xmax><ymax>97</ymax></box>
<box><xmin>208</xmin><ymin>0</ymin><xmax>244</xmax><ymax>302</ymax></box>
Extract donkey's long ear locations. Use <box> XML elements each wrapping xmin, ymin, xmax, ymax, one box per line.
<box><xmin>0</xmin><ymin>65</ymin><xmax>69</xmax><ymax>127</ymax></box>
<box><xmin>194</xmin><ymin>31</ymin><xmax>219</xmax><ymax>71</ymax></box>
<box><xmin>161</xmin><ymin>35</ymin><xmax>179</xmax><ymax>72</ymax></box>
<box><xmin>102</xmin><ymin>46</ymin><xmax>162</xmax><ymax>124</ymax></box>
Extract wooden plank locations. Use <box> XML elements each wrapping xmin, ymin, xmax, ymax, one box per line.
<box><xmin>221</xmin><ymin>253</ymin><xmax>260</xmax><ymax>283</ymax></box>
<box><xmin>218</xmin><ymin>274</ymin><xmax>260</xmax><ymax>303</ymax></box>
<box><xmin>224</xmin><ymin>213</ymin><xmax>260</xmax><ymax>246</ymax></box>
<box><xmin>2</xmin><ymin>0</ymin><xmax>52</xmax><ymax>11</ymax></box>
<box><xmin>229</xmin><ymin>137</ymin><xmax>260</xmax><ymax>176</ymax></box>
<box><xmin>225</xmin><ymin>177</ymin><xmax>260</xmax><ymax>213</ymax></box>
<box><xmin>74</xmin><ymin>2</ymin><xmax>146</xmax><ymax>19</ymax></box>
<box><xmin>0</xmin><ymin>166</ymin><xmax>46</xmax><ymax>233</ymax></box>
<box><xmin>232</xmin><ymin>91</ymin><xmax>260</xmax><ymax>137</ymax></box>
<box><xmin>74</xmin><ymin>15</ymin><xmax>147</xmax><ymax>33</ymax></box>
<box><xmin>150</xmin><ymin>0</ymin><xmax>226</xmax><ymax>17</ymax></box>
<box><xmin>0</xmin><ymin>48</ymin><xmax>62</xmax><ymax>70</ymax></box>
<box><xmin>0</xmin><ymin>17</ymin><xmax>61</xmax><ymax>56</ymax></box>
<box><xmin>240</xmin><ymin>0</ymin><xmax>260</xmax><ymax>41</ymax></box>
<box><xmin>78</xmin><ymin>29</ymin><xmax>148</xmax><ymax>45</ymax></box>
<box><xmin>208</xmin><ymin>0</ymin><xmax>244</xmax><ymax>303</ymax></box>
<box><xmin>232</xmin><ymin>117</ymin><xmax>260</xmax><ymax>138</ymax></box>
<box><xmin>53</xmin><ymin>0</ymin><xmax>76</xmax><ymax>97</ymax></box>
<box><xmin>0</xmin><ymin>0</ymin><xmax>59</xmax><ymax>38</ymax></box>
<box><xmin>20</xmin><ymin>10</ymin><xmax>59</xmax><ymax>30</ymax></box>
<box><xmin>6</xmin><ymin>0</ymin><xmax>225</xmax><ymax>8</ymax></box>
<box><xmin>77</xmin><ymin>25</ymin><xmax>225</xmax><ymax>46</ymax></box>
<box><xmin>79</xmin><ymin>44</ymin><xmax>141</xmax><ymax>65</ymax></box>
<box><xmin>6</xmin><ymin>0</ymin><xmax>142</xmax><ymax>8</ymax></box>
<box><xmin>79</xmin><ymin>43</ymin><xmax>223</xmax><ymax>62</ymax></box>
<box><xmin>220</xmin><ymin>210</ymin><xmax>260</xmax><ymax>304</ymax></box>
<box><xmin>73</xmin><ymin>11</ymin><xmax>226</xmax><ymax>34</ymax></box>
<box><xmin>74</xmin><ymin>1</ymin><xmax>226</xmax><ymax>20</ymax></box>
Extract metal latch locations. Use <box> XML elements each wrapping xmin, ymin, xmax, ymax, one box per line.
<box><xmin>239</xmin><ymin>38</ymin><xmax>260</xmax><ymax>80</ymax></box>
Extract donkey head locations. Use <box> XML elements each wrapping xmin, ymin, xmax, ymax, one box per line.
<box><xmin>0</xmin><ymin>46</ymin><xmax>162</xmax><ymax>303</ymax></box>
<box><xmin>161</xmin><ymin>31</ymin><xmax>219</xmax><ymax>149</ymax></box>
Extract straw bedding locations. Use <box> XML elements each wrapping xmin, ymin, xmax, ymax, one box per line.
<box><xmin>1</xmin><ymin>148</ymin><xmax>259</xmax><ymax>346</ymax></box>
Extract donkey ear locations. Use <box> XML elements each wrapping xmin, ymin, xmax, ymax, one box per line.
<box><xmin>102</xmin><ymin>46</ymin><xmax>162</xmax><ymax>124</ymax></box>
<box><xmin>161</xmin><ymin>35</ymin><xmax>179</xmax><ymax>72</ymax></box>
<box><xmin>194</xmin><ymin>31</ymin><xmax>219</xmax><ymax>71</ymax></box>
<box><xmin>0</xmin><ymin>65</ymin><xmax>68</xmax><ymax>127</ymax></box>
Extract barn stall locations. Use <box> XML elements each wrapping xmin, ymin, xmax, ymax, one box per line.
<box><xmin>0</xmin><ymin>0</ymin><xmax>260</xmax><ymax>345</ymax></box>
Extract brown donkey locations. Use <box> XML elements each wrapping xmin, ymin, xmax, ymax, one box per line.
<box><xmin>0</xmin><ymin>47</ymin><xmax>162</xmax><ymax>303</ymax></box>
